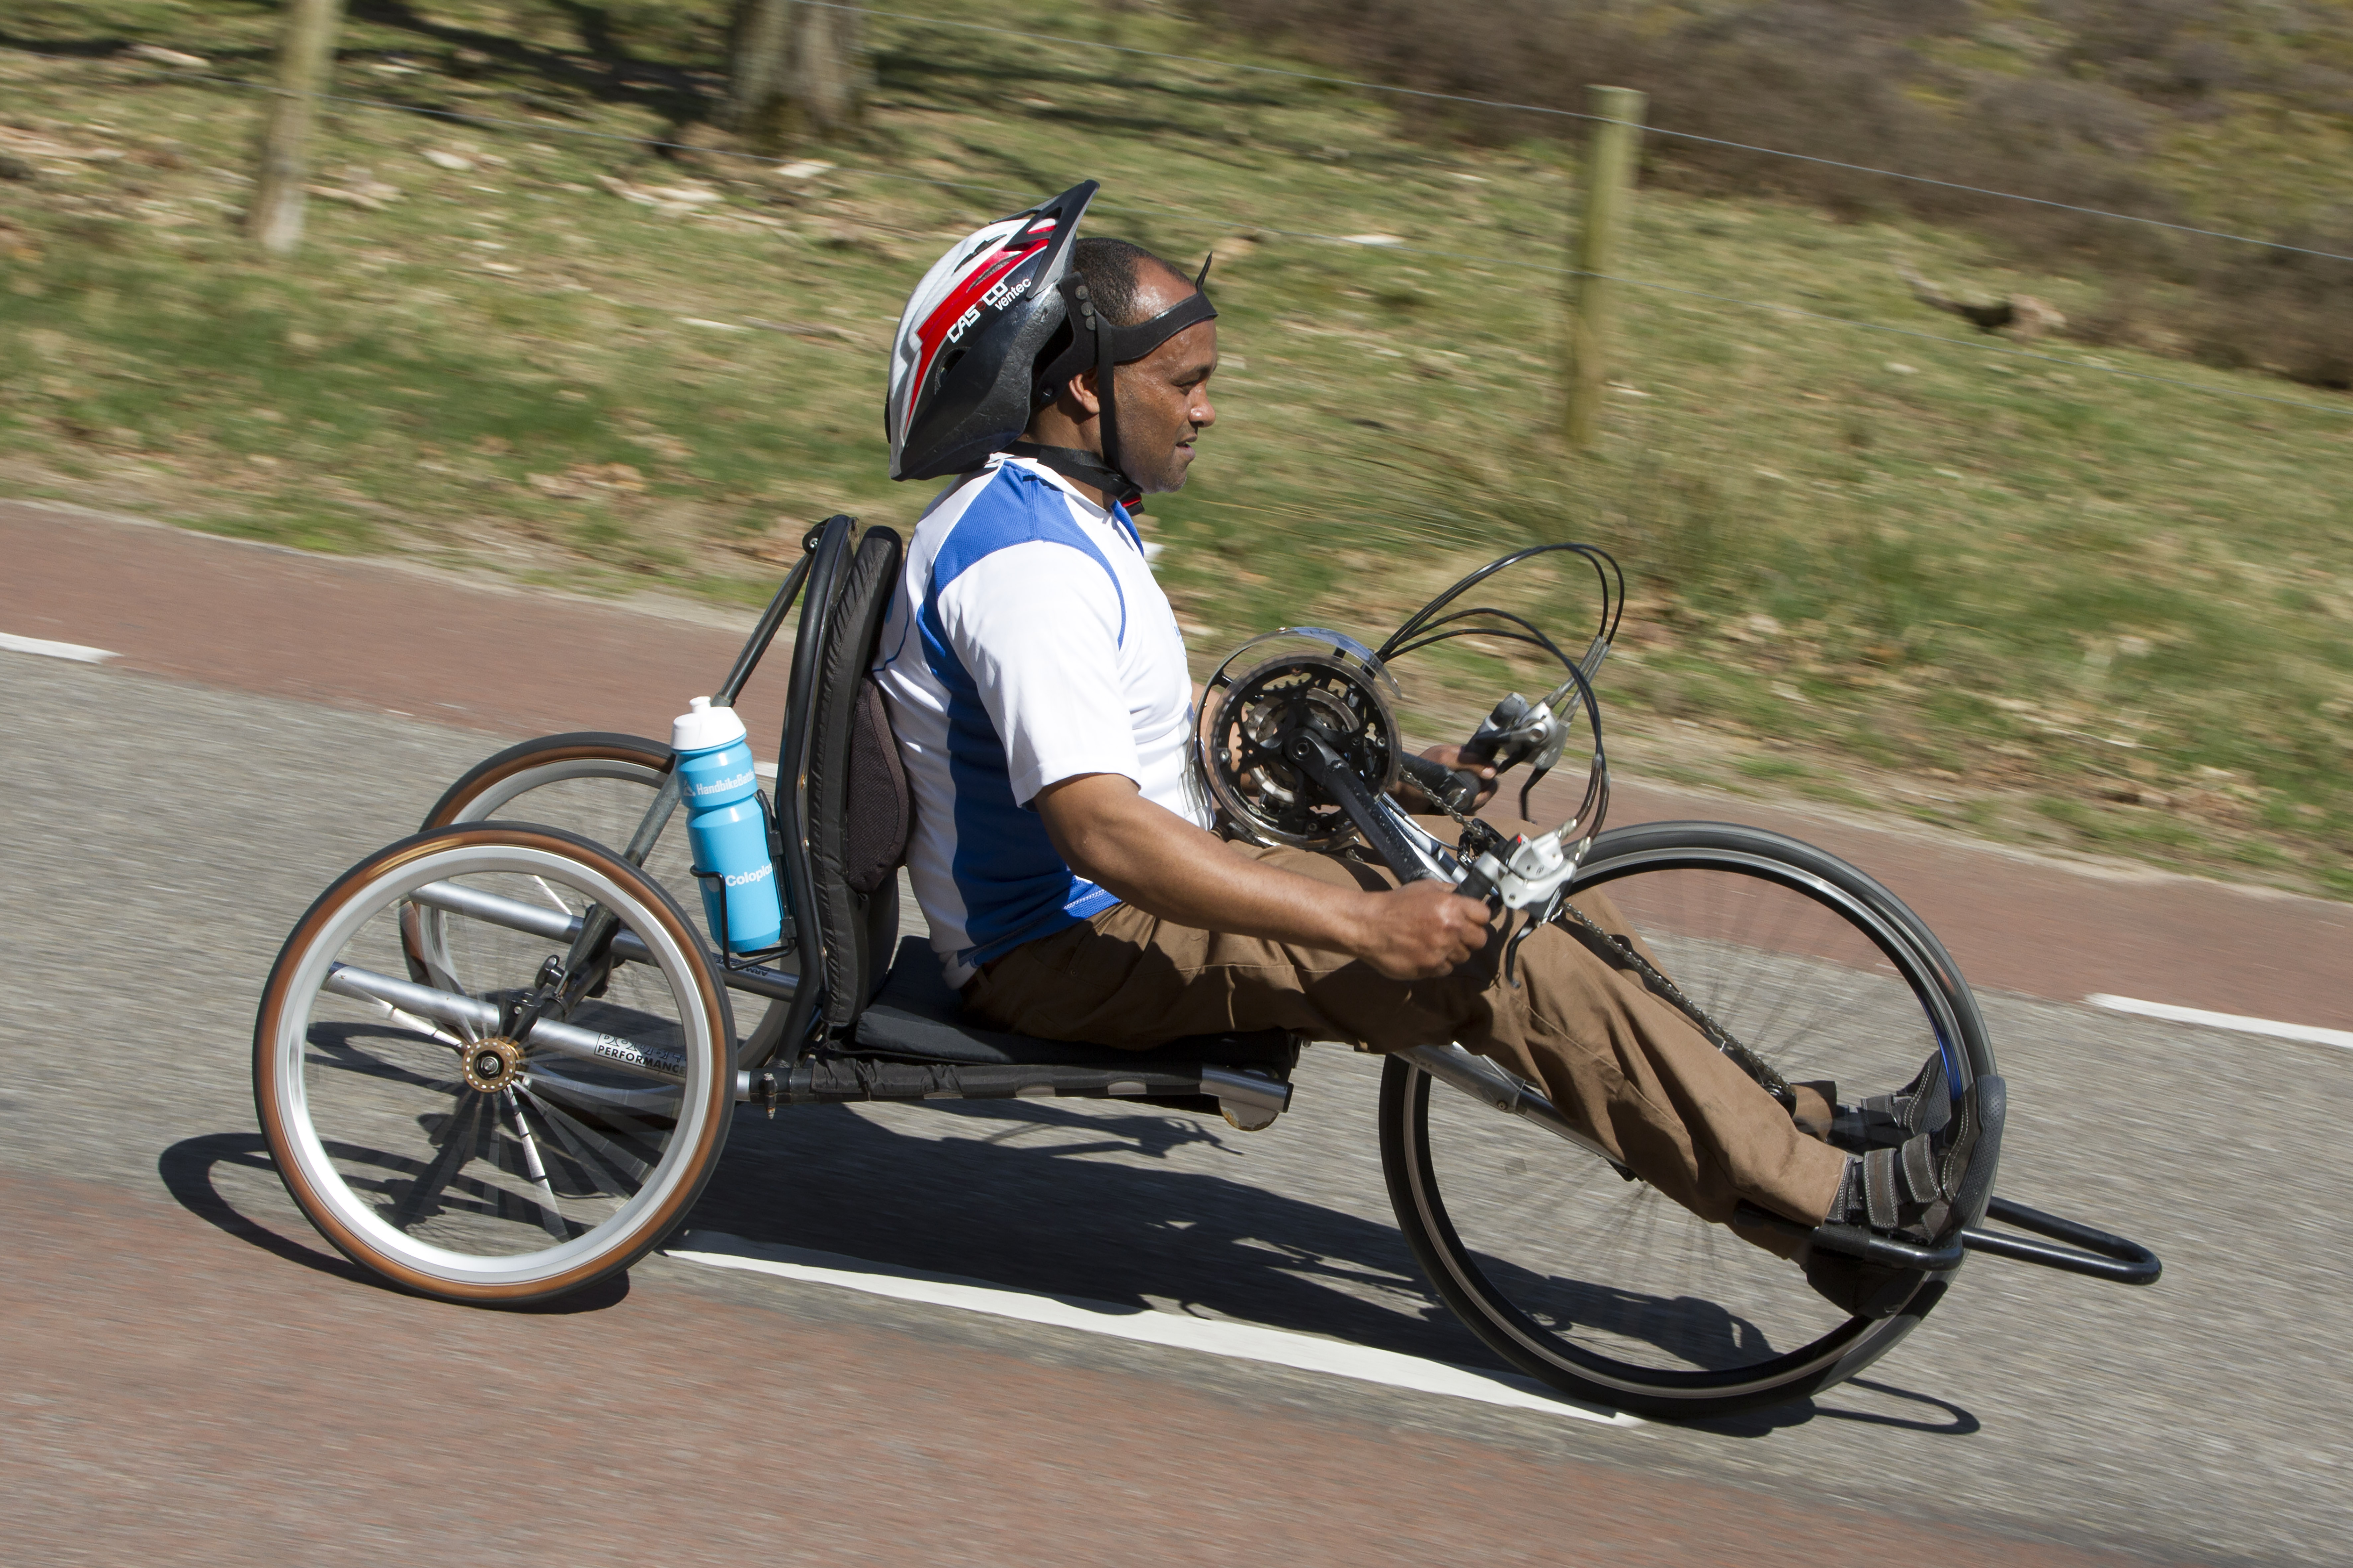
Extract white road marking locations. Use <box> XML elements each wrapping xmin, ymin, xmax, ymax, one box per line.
<box><xmin>2087</xmin><ymin>994</ymin><xmax>2353</xmax><ymax>1051</ymax></box>
<box><xmin>667</xmin><ymin>1230</ymin><xmax>1640</xmax><ymax>1427</ymax></box>
<box><xmin>0</xmin><ymin>632</ymin><xmax>118</xmax><ymax>663</ymax></box>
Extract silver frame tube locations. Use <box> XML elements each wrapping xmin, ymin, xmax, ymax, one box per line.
<box><xmin>324</xmin><ymin>962</ymin><xmax>689</xmax><ymax>1081</ymax></box>
<box><xmin>406</xmin><ymin>880</ymin><xmax>798</xmax><ymax>1001</ymax></box>
<box><xmin>1403</xmin><ymin>1043</ymin><xmax>1628</xmax><ymax>1174</ymax></box>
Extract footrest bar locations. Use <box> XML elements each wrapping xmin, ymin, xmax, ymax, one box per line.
<box><xmin>1961</xmin><ymin>1196</ymin><xmax>2162</xmax><ymax>1285</ymax></box>
<box><xmin>1729</xmin><ymin>1203</ymin><xmax>1966</xmax><ymax>1271</ymax></box>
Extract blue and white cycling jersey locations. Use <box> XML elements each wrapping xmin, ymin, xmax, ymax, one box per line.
<box><xmin>873</xmin><ymin>454</ymin><xmax>1211</xmax><ymax>986</ymax></box>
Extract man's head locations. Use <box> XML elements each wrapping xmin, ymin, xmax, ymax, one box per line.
<box><xmin>1027</xmin><ymin>237</ymin><xmax>1218</xmax><ymax>499</ymax></box>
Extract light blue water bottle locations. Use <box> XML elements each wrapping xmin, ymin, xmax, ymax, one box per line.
<box><xmin>672</xmin><ymin>696</ymin><xmax>783</xmax><ymax>954</ymax></box>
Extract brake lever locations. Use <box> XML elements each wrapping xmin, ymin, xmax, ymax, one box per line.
<box><xmin>1500</xmin><ymin>885</ymin><xmax>1571</xmax><ymax>986</ymax></box>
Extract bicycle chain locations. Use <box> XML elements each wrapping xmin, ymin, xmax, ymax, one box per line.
<box><xmin>1554</xmin><ymin>899</ymin><xmax>1795</xmax><ymax>1102</ymax></box>
<box><xmin>1406</xmin><ymin>788</ymin><xmax>1793</xmax><ymax>1103</ymax></box>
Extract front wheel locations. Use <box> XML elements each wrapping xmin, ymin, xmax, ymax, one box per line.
<box><xmin>255</xmin><ymin>823</ymin><xmax>737</xmax><ymax>1303</ymax></box>
<box><xmin>1380</xmin><ymin>821</ymin><xmax>1995</xmax><ymax>1419</ymax></box>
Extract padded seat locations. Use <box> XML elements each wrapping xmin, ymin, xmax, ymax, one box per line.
<box><xmin>852</xmin><ymin>936</ymin><xmax>1299</xmax><ymax>1073</ymax></box>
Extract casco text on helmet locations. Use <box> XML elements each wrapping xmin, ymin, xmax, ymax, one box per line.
<box><xmin>886</xmin><ymin>181</ymin><xmax>1098</xmax><ymax>483</ymax></box>
<box><xmin>886</xmin><ymin>181</ymin><xmax>1218</xmax><ymax>501</ymax></box>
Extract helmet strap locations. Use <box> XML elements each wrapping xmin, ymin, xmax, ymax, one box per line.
<box><xmin>1006</xmin><ymin>441</ymin><xmax>1136</xmax><ymax>508</ymax></box>
<box><xmin>1046</xmin><ymin>274</ymin><xmax>1218</xmax><ymax>510</ymax></box>
<box><xmin>1086</xmin><ymin>283</ymin><xmax>1139</xmax><ymax>507</ymax></box>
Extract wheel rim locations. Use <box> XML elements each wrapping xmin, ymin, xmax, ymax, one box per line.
<box><xmin>446</xmin><ymin>754</ymin><xmax>699</xmax><ymax>905</ymax></box>
<box><xmin>263</xmin><ymin>834</ymin><xmax>728</xmax><ymax>1293</ymax></box>
<box><xmin>1398</xmin><ymin>841</ymin><xmax>1974</xmax><ymax>1403</ymax></box>
<box><xmin>427</xmin><ymin>747</ymin><xmax>781</xmax><ymax>1049</ymax></box>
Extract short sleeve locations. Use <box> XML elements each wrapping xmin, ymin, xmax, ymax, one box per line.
<box><xmin>936</xmin><ymin>538</ymin><xmax>1140</xmax><ymax>808</ymax></box>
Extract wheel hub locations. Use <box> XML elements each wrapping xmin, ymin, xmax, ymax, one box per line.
<box><xmin>462</xmin><ymin>1036</ymin><xmax>526</xmax><ymax>1093</ymax></box>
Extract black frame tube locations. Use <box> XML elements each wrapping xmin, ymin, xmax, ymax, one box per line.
<box><xmin>716</xmin><ymin>549</ymin><xmax>816</xmax><ymax>708</ymax></box>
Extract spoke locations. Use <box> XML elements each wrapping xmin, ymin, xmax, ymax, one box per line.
<box><xmin>309</xmin><ymin>1036</ymin><xmax>467</xmax><ymax>1097</ymax></box>
<box><xmin>535</xmin><ymin>1085</ymin><xmax>672</xmax><ymax>1153</ymax></box>
<box><xmin>524</xmin><ymin>1066</ymin><xmax>682</xmax><ymax>1117</ymax></box>
<box><xmin>381</xmin><ymin>1001</ymin><xmax>467</xmax><ymax>1051</ymax></box>
<box><xmin>388</xmin><ymin>1092</ymin><xmax>489</xmax><ymax>1232</ymax></box>
<box><xmin>520</xmin><ymin>1088</ymin><xmax>646</xmax><ymax>1197</ymax></box>
<box><xmin>531</xmin><ymin>876</ymin><xmax>577</xmax><ymax>915</ymax></box>
<box><xmin>502</xmin><ymin>1089</ymin><xmax>573</xmax><ymax>1241</ymax></box>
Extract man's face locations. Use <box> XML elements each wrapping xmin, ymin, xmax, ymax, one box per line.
<box><xmin>1108</xmin><ymin>265</ymin><xmax>1218</xmax><ymax>496</ymax></box>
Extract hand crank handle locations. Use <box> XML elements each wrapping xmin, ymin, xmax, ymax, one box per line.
<box><xmin>1396</xmin><ymin>752</ymin><xmax>1483</xmax><ymax>814</ymax></box>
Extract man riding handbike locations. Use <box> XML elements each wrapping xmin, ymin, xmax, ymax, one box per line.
<box><xmin>874</xmin><ymin>181</ymin><xmax>1982</xmax><ymax>1319</ymax></box>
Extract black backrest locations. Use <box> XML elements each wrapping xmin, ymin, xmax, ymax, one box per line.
<box><xmin>801</xmin><ymin>527</ymin><xmax>910</xmax><ymax>1032</ymax></box>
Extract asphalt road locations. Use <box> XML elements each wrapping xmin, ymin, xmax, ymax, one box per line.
<box><xmin>4</xmin><ymin>511</ymin><xmax>2352</xmax><ymax>1564</ymax></box>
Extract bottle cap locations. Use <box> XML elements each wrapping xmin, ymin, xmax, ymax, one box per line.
<box><xmin>672</xmin><ymin>695</ymin><xmax>749</xmax><ymax>753</ymax></box>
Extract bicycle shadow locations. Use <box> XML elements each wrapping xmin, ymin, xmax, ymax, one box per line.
<box><xmin>1685</xmin><ymin>1378</ymin><xmax>1981</xmax><ymax>1438</ymax></box>
<box><xmin>699</xmin><ymin>1096</ymin><xmax>1484</xmax><ymax>1363</ymax></box>
<box><xmin>156</xmin><ymin>1109</ymin><xmax>1976</xmax><ymax>1431</ymax></box>
<box><xmin>694</xmin><ymin>1096</ymin><xmax>1976</xmax><ymax>1437</ymax></box>
<box><xmin>155</xmin><ymin>1130</ymin><xmax>629</xmax><ymax>1315</ymax></box>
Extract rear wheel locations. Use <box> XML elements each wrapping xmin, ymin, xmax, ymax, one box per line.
<box><xmin>423</xmin><ymin>731</ymin><xmax>695</xmax><ymax>900</ymax></box>
<box><xmin>1380</xmin><ymin>821</ymin><xmax>1994</xmax><ymax>1419</ymax></box>
<box><xmin>255</xmin><ymin>823</ymin><xmax>736</xmax><ymax>1303</ymax></box>
<box><xmin>418</xmin><ymin>732</ymin><xmax>782</xmax><ymax>1048</ymax></box>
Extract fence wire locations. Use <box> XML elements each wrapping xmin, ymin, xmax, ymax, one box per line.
<box><xmin>803</xmin><ymin>0</ymin><xmax>2353</xmax><ymax>268</ymax></box>
<box><xmin>156</xmin><ymin>63</ymin><xmax>2353</xmax><ymax>424</ymax></box>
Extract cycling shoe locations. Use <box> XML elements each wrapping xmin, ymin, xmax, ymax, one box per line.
<box><xmin>1827</xmin><ymin>1049</ymin><xmax>1952</xmax><ymax>1151</ymax></box>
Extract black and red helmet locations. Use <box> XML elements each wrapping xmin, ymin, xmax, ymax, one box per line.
<box><xmin>885</xmin><ymin>181</ymin><xmax>1098</xmax><ymax>483</ymax></box>
<box><xmin>886</xmin><ymin>180</ymin><xmax>1218</xmax><ymax>496</ymax></box>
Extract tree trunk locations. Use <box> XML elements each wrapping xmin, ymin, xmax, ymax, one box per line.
<box><xmin>247</xmin><ymin>0</ymin><xmax>347</xmax><ymax>256</ymax></box>
<box><xmin>728</xmin><ymin>0</ymin><xmax>794</xmax><ymax>148</ymax></box>
<box><xmin>786</xmin><ymin>2</ymin><xmax>857</xmax><ymax>140</ymax></box>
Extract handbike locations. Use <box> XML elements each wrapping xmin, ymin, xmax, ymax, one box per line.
<box><xmin>254</xmin><ymin>515</ymin><xmax>2158</xmax><ymax>1418</ymax></box>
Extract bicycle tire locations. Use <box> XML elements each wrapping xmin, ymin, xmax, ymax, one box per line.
<box><xmin>1380</xmin><ymin>820</ymin><xmax>1995</xmax><ymax>1419</ymax></box>
<box><xmin>255</xmin><ymin>822</ymin><xmax>736</xmax><ymax>1303</ymax></box>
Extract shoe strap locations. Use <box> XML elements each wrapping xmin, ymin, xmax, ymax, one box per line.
<box><xmin>1861</xmin><ymin>1146</ymin><xmax>1902</xmax><ymax>1230</ymax></box>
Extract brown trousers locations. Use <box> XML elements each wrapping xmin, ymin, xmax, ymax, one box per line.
<box><xmin>963</xmin><ymin>836</ymin><xmax>1849</xmax><ymax>1232</ymax></box>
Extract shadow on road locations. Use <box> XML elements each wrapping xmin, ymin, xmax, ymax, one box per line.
<box><xmin>156</xmin><ymin>1115</ymin><xmax>1978</xmax><ymax>1434</ymax></box>
<box><xmin>155</xmin><ymin>1130</ymin><xmax>629</xmax><ymax>1315</ymax></box>
<box><xmin>696</xmin><ymin>1097</ymin><xmax>1496</xmax><ymax>1366</ymax></box>
<box><xmin>693</xmin><ymin>1097</ymin><xmax>1968</xmax><ymax>1435</ymax></box>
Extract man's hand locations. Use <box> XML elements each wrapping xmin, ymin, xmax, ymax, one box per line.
<box><xmin>1349</xmin><ymin>878</ymin><xmax>1493</xmax><ymax>980</ymax></box>
<box><xmin>1036</xmin><ymin>772</ymin><xmax>1494</xmax><ymax>982</ymax></box>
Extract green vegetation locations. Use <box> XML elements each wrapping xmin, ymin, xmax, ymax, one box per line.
<box><xmin>0</xmin><ymin>0</ymin><xmax>2347</xmax><ymax>897</ymax></box>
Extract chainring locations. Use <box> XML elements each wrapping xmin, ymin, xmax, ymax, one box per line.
<box><xmin>1203</xmin><ymin>653</ymin><xmax>1401</xmax><ymax>848</ymax></box>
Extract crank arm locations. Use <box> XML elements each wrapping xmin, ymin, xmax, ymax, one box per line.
<box><xmin>1281</xmin><ymin>729</ymin><xmax>1456</xmax><ymax>883</ymax></box>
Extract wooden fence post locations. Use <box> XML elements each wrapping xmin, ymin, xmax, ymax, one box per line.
<box><xmin>1564</xmin><ymin>85</ymin><xmax>1646</xmax><ymax>448</ymax></box>
<box><xmin>247</xmin><ymin>0</ymin><xmax>347</xmax><ymax>256</ymax></box>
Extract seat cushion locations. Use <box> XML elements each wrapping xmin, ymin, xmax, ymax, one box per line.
<box><xmin>852</xmin><ymin>936</ymin><xmax>1298</xmax><ymax>1072</ymax></box>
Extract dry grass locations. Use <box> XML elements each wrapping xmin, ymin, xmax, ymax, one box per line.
<box><xmin>0</xmin><ymin>0</ymin><xmax>2347</xmax><ymax>896</ymax></box>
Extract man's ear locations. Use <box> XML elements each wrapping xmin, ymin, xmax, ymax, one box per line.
<box><xmin>1061</xmin><ymin>366</ymin><xmax>1103</xmax><ymax>420</ymax></box>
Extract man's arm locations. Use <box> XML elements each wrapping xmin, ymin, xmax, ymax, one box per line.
<box><xmin>1035</xmin><ymin>772</ymin><xmax>1491</xmax><ymax>981</ymax></box>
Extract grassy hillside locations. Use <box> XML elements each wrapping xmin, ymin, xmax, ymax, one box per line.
<box><xmin>1</xmin><ymin>0</ymin><xmax>2348</xmax><ymax>896</ymax></box>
